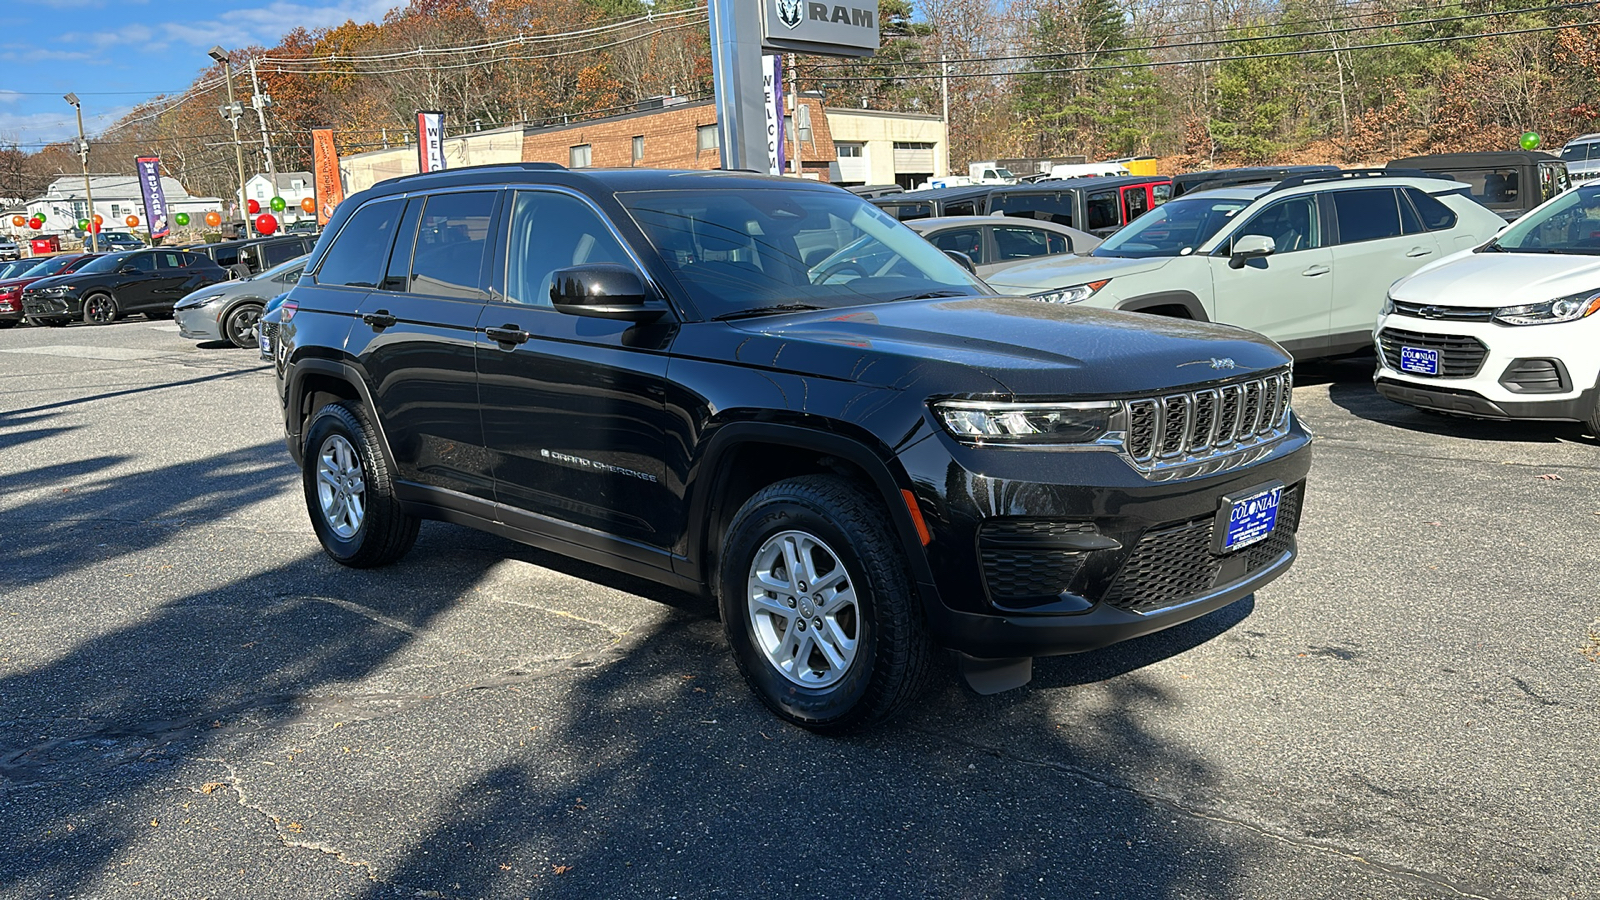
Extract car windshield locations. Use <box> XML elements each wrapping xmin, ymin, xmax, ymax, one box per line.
<box><xmin>75</xmin><ymin>251</ymin><xmax>135</xmax><ymax>274</ymax></box>
<box><xmin>21</xmin><ymin>256</ymin><xmax>80</xmax><ymax>277</ymax></box>
<box><xmin>1491</xmin><ymin>185</ymin><xmax>1600</xmax><ymax>254</ymax></box>
<box><xmin>619</xmin><ymin>188</ymin><xmax>990</xmax><ymax>319</ymax></box>
<box><xmin>1092</xmin><ymin>195</ymin><xmax>1250</xmax><ymax>258</ymax></box>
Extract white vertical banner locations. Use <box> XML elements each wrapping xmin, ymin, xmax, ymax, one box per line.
<box><xmin>416</xmin><ymin>111</ymin><xmax>446</xmax><ymax>173</ymax></box>
<box><xmin>761</xmin><ymin>54</ymin><xmax>786</xmax><ymax>176</ymax></box>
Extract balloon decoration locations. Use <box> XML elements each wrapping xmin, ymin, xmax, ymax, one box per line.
<box><xmin>247</xmin><ymin>199</ymin><xmax>261</xmax><ymax>215</ymax></box>
<box><xmin>35</xmin><ymin>211</ymin><xmax>45</xmax><ymax>221</ymax></box>
<box><xmin>91</xmin><ymin>222</ymin><xmax>101</xmax><ymax>234</ymax></box>
<box><xmin>205</xmin><ymin>211</ymin><xmax>222</xmax><ymax>228</ymax></box>
<box><xmin>269</xmin><ymin>196</ymin><xmax>286</xmax><ymax>213</ymax></box>
<box><xmin>77</xmin><ymin>218</ymin><xmax>90</xmax><ymax>230</ymax></box>
<box><xmin>125</xmin><ymin>215</ymin><xmax>139</xmax><ymax>228</ymax></box>
<box><xmin>255</xmin><ymin>213</ymin><xmax>279</xmax><ymax>236</ymax></box>
<box><xmin>29</xmin><ymin>218</ymin><xmax>43</xmax><ymax>230</ymax></box>
<box><xmin>93</xmin><ymin>214</ymin><xmax>103</xmax><ymax>226</ymax></box>
<box><xmin>300</xmin><ymin>197</ymin><xmax>316</xmax><ymax>214</ymax></box>
<box><xmin>9</xmin><ymin>215</ymin><xmax>22</xmax><ymax>228</ymax></box>
<box><xmin>1520</xmin><ymin>131</ymin><xmax>1541</xmax><ymax>151</ymax></box>
<box><xmin>174</xmin><ymin>212</ymin><xmax>190</xmax><ymax>227</ymax></box>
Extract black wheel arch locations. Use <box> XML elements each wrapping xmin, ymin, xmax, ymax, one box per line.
<box><xmin>683</xmin><ymin>419</ymin><xmax>934</xmax><ymax>596</ymax></box>
<box><xmin>1116</xmin><ymin>290</ymin><xmax>1209</xmax><ymax>320</ymax></box>
<box><xmin>282</xmin><ymin>358</ymin><xmax>397</xmax><ymax>473</ymax></box>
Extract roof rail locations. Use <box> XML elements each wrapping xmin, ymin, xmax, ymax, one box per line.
<box><xmin>1268</xmin><ymin>167</ymin><xmax>1448</xmax><ymax>193</ymax></box>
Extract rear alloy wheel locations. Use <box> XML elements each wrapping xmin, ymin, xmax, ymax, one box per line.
<box><xmin>223</xmin><ymin>304</ymin><xmax>263</xmax><ymax>349</ymax></box>
<box><xmin>302</xmin><ymin>401</ymin><xmax>419</xmax><ymax>568</ymax></box>
<box><xmin>82</xmin><ymin>293</ymin><xmax>118</xmax><ymax>326</ymax></box>
<box><xmin>719</xmin><ymin>475</ymin><xmax>932</xmax><ymax>732</ymax></box>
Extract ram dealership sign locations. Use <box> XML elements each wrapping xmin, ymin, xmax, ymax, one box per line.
<box><xmin>762</xmin><ymin>0</ymin><xmax>880</xmax><ymax>56</ymax></box>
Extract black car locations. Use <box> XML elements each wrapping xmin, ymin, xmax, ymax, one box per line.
<box><xmin>1170</xmin><ymin>165</ymin><xmax>1340</xmax><ymax>197</ymax></box>
<box><xmin>96</xmin><ymin>232</ymin><xmax>143</xmax><ymax>251</ymax></box>
<box><xmin>21</xmin><ymin>249</ymin><xmax>229</xmax><ymax>326</ymax></box>
<box><xmin>1387</xmin><ymin>151</ymin><xmax>1571</xmax><ymax>221</ymax></box>
<box><xmin>191</xmin><ymin>235</ymin><xmax>316</xmax><ymax>280</ymax></box>
<box><xmin>267</xmin><ymin>165</ymin><xmax>1312</xmax><ymax>731</ymax></box>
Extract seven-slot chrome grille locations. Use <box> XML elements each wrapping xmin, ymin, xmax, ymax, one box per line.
<box><xmin>1124</xmin><ymin>370</ymin><xmax>1294</xmax><ymax>474</ymax></box>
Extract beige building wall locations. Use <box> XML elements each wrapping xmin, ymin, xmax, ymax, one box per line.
<box><xmin>340</xmin><ymin>125</ymin><xmax>527</xmax><ymax>195</ymax></box>
<box><xmin>824</xmin><ymin>109</ymin><xmax>948</xmax><ymax>186</ymax></box>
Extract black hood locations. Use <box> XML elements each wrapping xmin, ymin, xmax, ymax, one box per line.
<box><xmin>714</xmin><ymin>297</ymin><xmax>1290</xmax><ymax>397</ymax></box>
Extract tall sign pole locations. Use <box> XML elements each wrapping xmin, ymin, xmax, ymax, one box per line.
<box><xmin>711</xmin><ymin>0</ymin><xmax>880</xmax><ymax>173</ymax></box>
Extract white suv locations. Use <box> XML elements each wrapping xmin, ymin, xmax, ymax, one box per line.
<box><xmin>985</xmin><ymin>171</ymin><xmax>1505</xmax><ymax>359</ymax></box>
<box><xmin>1374</xmin><ymin>181</ymin><xmax>1600</xmax><ymax>430</ymax></box>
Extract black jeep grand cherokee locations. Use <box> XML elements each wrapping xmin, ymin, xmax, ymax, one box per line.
<box><xmin>268</xmin><ymin>164</ymin><xmax>1311</xmax><ymax>731</ymax></box>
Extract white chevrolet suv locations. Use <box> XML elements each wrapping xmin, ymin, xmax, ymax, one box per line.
<box><xmin>1374</xmin><ymin>181</ymin><xmax>1600</xmax><ymax>430</ymax></box>
<box><xmin>985</xmin><ymin>170</ymin><xmax>1505</xmax><ymax>359</ymax></box>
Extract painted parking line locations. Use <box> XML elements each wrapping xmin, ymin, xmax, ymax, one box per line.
<box><xmin>0</xmin><ymin>344</ymin><xmax>177</xmax><ymax>361</ymax></box>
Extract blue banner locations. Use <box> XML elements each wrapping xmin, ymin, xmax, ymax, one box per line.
<box><xmin>136</xmin><ymin>157</ymin><xmax>170</xmax><ymax>239</ymax></box>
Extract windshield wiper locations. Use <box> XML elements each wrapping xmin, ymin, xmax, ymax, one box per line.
<box><xmin>712</xmin><ymin>303</ymin><xmax>827</xmax><ymax>321</ymax></box>
<box><xmin>1479</xmin><ymin>238</ymin><xmax>1503</xmax><ymax>252</ymax></box>
<box><xmin>887</xmin><ymin>289</ymin><xmax>969</xmax><ymax>302</ymax></box>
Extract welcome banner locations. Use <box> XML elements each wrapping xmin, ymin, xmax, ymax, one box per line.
<box><xmin>416</xmin><ymin>111</ymin><xmax>446</xmax><ymax>173</ymax></box>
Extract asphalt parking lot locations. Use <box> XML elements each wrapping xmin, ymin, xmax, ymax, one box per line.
<box><xmin>0</xmin><ymin>319</ymin><xmax>1594</xmax><ymax>900</ymax></box>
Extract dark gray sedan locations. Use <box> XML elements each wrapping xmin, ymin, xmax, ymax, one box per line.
<box><xmin>906</xmin><ymin>215</ymin><xmax>1101</xmax><ymax>277</ymax></box>
<box><xmin>174</xmin><ymin>254</ymin><xmax>307</xmax><ymax>348</ymax></box>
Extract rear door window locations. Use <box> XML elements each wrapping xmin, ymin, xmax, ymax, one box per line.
<box><xmin>990</xmin><ymin>192</ymin><xmax>1074</xmax><ymax>227</ymax></box>
<box><xmin>1122</xmin><ymin>187</ymin><xmax>1149</xmax><ymax>222</ymax></box>
<box><xmin>1330</xmin><ymin>189</ymin><xmax>1404</xmax><ymax>244</ymax></box>
<box><xmin>261</xmin><ymin>241</ymin><xmax>304</xmax><ymax>268</ymax></box>
<box><xmin>943</xmin><ymin>200</ymin><xmax>979</xmax><ymax>217</ymax></box>
<box><xmin>316</xmin><ymin>198</ymin><xmax>402</xmax><ymax>288</ymax></box>
<box><xmin>1085</xmin><ymin>190</ymin><xmax>1119</xmax><ymax>230</ymax></box>
<box><xmin>404</xmin><ymin>191</ymin><xmax>497</xmax><ymax>299</ymax></box>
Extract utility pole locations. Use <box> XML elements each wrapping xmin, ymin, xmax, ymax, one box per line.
<box><xmin>248</xmin><ymin>57</ymin><xmax>279</xmax><ymax>193</ymax></box>
<box><xmin>941</xmin><ymin>51</ymin><xmax>950</xmax><ymax>178</ymax></box>
<box><xmin>63</xmin><ymin>93</ymin><xmax>97</xmax><ymax>253</ymax></box>
<box><xmin>210</xmin><ymin>46</ymin><xmax>254</xmax><ymax>239</ymax></box>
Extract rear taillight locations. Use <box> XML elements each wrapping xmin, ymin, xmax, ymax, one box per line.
<box><xmin>280</xmin><ymin>300</ymin><xmax>299</xmax><ymax>322</ymax></box>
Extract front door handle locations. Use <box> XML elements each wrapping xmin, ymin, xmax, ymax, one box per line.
<box><xmin>1406</xmin><ymin>247</ymin><xmax>1434</xmax><ymax>258</ymax></box>
<box><xmin>485</xmin><ymin>324</ymin><xmax>529</xmax><ymax>346</ymax></box>
<box><xmin>362</xmin><ymin>310</ymin><xmax>396</xmax><ymax>329</ymax></box>
<box><xmin>1302</xmin><ymin>265</ymin><xmax>1330</xmax><ymax>277</ymax></box>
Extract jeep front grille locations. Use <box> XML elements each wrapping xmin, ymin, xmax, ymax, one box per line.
<box><xmin>1124</xmin><ymin>370</ymin><xmax>1293</xmax><ymax>476</ymax></box>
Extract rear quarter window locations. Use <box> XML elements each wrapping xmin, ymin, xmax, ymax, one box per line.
<box><xmin>1404</xmin><ymin>188</ymin><xmax>1459</xmax><ymax>231</ymax></box>
<box><xmin>316</xmin><ymin>199</ymin><xmax>402</xmax><ymax>288</ymax></box>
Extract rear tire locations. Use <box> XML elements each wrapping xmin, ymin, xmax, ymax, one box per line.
<box><xmin>223</xmin><ymin>303</ymin><xmax>263</xmax><ymax>349</ymax></box>
<box><xmin>1587</xmin><ymin>391</ymin><xmax>1600</xmax><ymax>437</ymax></box>
<box><xmin>0</xmin><ymin>320</ymin><xmax>16</xmax><ymax>329</ymax></box>
<box><xmin>301</xmin><ymin>401</ymin><xmax>419</xmax><ymax>568</ymax></box>
<box><xmin>82</xmin><ymin>292</ymin><xmax>118</xmax><ymax>325</ymax></box>
<box><xmin>719</xmin><ymin>474</ymin><xmax>932</xmax><ymax>733</ymax></box>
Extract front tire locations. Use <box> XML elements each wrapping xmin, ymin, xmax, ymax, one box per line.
<box><xmin>301</xmin><ymin>401</ymin><xmax>419</xmax><ymax>568</ymax></box>
<box><xmin>719</xmin><ymin>475</ymin><xmax>932</xmax><ymax>732</ymax></box>
<box><xmin>223</xmin><ymin>303</ymin><xmax>263</xmax><ymax>349</ymax></box>
<box><xmin>82</xmin><ymin>292</ymin><xmax>118</xmax><ymax>325</ymax></box>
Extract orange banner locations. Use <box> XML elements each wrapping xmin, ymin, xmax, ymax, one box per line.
<box><xmin>312</xmin><ymin>128</ymin><xmax>345</xmax><ymax>226</ymax></box>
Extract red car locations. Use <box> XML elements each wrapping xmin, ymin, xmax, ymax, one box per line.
<box><xmin>0</xmin><ymin>254</ymin><xmax>100</xmax><ymax>328</ymax></box>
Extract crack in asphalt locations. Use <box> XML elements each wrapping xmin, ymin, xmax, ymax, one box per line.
<box><xmin>908</xmin><ymin>725</ymin><xmax>1516</xmax><ymax>900</ymax></box>
<box><xmin>191</xmin><ymin>758</ymin><xmax>379</xmax><ymax>881</ymax></box>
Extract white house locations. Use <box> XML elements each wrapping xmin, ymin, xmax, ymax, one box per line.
<box><xmin>23</xmin><ymin>175</ymin><xmax>219</xmax><ymax>235</ymax></box>
<box><xmin>242</xmin><ymin>172</ymin><xmax>315</xmax><ymax>222</ymax></box>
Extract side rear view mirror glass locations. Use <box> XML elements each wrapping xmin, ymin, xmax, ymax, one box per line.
<box><xmin>943</xmin><ymin>249</ymin><xmax>978</xmax><ymax>274</ymax></box>
<box><xmin>550</xmin><ymin>265</ymin><xmax>663</xmax><ymax>322</ymax></box>
<box><xmin>1229</xmin><ymin>234</ymin><xmax>1276</xmax><ymax>268</ymax></box>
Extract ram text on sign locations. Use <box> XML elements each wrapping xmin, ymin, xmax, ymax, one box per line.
<box><xmin>762</xmin><ymin>0</ymin><xmax>879</xmax><ymax>57</ymax></box>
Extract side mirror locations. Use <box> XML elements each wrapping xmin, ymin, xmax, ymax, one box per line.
<box><xmin>118</xmin><ymin>265</ymin><xmax>140</xmax><ymax>275</ymax></box>
<box><xmin>550</xmin><ymin>264</ymin><xmax>664</xmax><ymax>321</ymax></box>
<box><xmin>1229</xmin><ymin>234</ymin><xmax>1276</xmax><ymax>269</ymax></box>
<box><xmin>943</xmin><ymin>249</ymin><xmax>977</xmax><ymax>274</ymax></box>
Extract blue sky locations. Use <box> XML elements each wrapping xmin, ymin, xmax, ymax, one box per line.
<box><xmin>0</xmin><ymin>0</ymin><xmax>403</xmax><ymax>147</ymax></box>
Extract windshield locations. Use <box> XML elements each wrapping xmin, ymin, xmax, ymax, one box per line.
<box><xmin>22</xmin><ymin>256</ymin><xmax>80</xmax><ymax>278</ymax></box>
<box><xmin>619</xmin><ymin>188</ymin><xmax>989</xmax><ymax>319</ymax></box>
<box><xmin>0</xmin><ymin>260</ymin><xmax>34</xmax><ymax>279</ymax></box>
<box><xmin>994</xmin><ymin>168</ymin><xmax>1015</xmax><ymax>179</ymax></box>
<box><xmin>1491</xmin><ymin>185</ymin><xmax>1600</xmax><ymax>254</ymax></box>
<box><xmin>1093</xmin><ymin>195</ymin><xmax>1250</xmax><ymax>258</ymax></box>
<box><xmin>75</xmin><ymin>251</ymin><xmax>135</xmax><ymax>274</ymax></box>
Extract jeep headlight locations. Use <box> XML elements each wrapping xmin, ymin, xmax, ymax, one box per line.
<box><xmin>934</xmin><ymin>399</ymin><xmax>1118</xmax><ymax>445</ymax></box>
<box><xmin>1493</xmin><ymin>289</ymin><xmax>1600</xmax><ymax>326</ymax></box>
<box><xmin>1029</xmin><ymin>279</ymin><xmax>1109</xmax><ymax>305</ymax></box>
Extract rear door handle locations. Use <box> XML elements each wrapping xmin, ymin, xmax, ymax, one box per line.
<box><xmin>485</xmin><ymin>324</ymin><xmax>529</xmax><ymax>346</ymax></box>
<box><xmin>361</xmin><ymin>310</ymin><xmax>396</xmax><ymax>329</ymax></box>
<box><xmin>1302</xmin><ymin>265</ymin><xmax>1330</xmax><ymax>277</ymax></box>
<box><xmin>1406</xmin><ymin>247</ymin><xmax>1434</xmax><ymax>258</ymax></box>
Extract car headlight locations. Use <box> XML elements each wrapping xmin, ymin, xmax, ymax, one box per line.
<box><xmin>1029</xmin><ymin>280</ymin><xmax>1109</xmax><ymax>305</ymax></box>
<box><xmin>1493</xmin><ymin>289</ymin><xmax>1600</xmax><ymax>326</ymax></box>
<box><xmin>1379</xmin><ymin>292</ymin><xmax>1395</xmax><ymax>317</ymax></box>
<box><xmin>934</xmin><ymin>399</ymin><xmax>1118</xmax><ymax>445</ymax></box>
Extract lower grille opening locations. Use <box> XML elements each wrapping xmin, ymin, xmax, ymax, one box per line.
<box><xmin>979</xmin><ymin>520</ymin><xmax>1095</xmax><ymax>608</ymax></box>
<box><xmin>1499</xmin><ymin>358</ymin><xmax>1570</xmax><ymax>394</ymax></box>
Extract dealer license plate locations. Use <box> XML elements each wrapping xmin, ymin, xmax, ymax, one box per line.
<box><xmin>1400</xmin><ymin>346</ymin><xmax>1439</xmax><ymax>376</ymax></box>
<box><xmin>1217</xmin><ymin>484</ymin><xmax>1283</xmax><ymax>553</ymax></box>
<box><xmin>259</xmin><ymin>330</ymin><xmax>272</xmax><ymax>359</ymax></box>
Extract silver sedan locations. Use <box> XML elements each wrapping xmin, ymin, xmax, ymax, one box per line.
<box><xmin>174</xmin><ymin>254</ymin><xmax>307</xmax><ymax>348</ymax></box>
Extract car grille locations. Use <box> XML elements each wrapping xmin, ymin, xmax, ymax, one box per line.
<box><xmin>978</xmin><ymin>520</ymin><xmax>1094</xmax><ymax>605</ymax></box>
<box><xmin>1388</xmin><ymin>299</ymin><xmax>1495</xmax><ymax>322</ymax></box>
<box><xmin>1377</xmin><ymin>328</ymin><xmax>1488</xmax><ymax>377</ymax></box>
<box><xmin>1124</xmin><ymin>370</ymin><xmax>1293</xmax><ymax>474</ymax></box>
<box><xmin>1099</xmin><ymin>486</ymin><xmax>1303</xmax><ymax>614</ymax></box>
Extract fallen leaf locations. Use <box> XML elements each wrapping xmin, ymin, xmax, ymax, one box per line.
<box><xmin>1537</xmin><ymin>473</ymin><xmax>1562</xmax><ymax>481</ymax></box>
<box><xmin>552</xmin><ymin>865</ymin><xmax>572</xmax><ymax>875</ymax></box>
<box><xmin>200</xmin><ymin>782</ymin><xmax>226</xmax><ymax>794</ymax></box>
<box><xmin>149</xmin><ymin>819</ymin><xmax>158</xmax><ymax>827</ymax></box>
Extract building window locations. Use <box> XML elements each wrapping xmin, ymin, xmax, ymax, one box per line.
<box><xmin>632</xmin><ymin>135</ymin><xmax>644</xmax><ymax>165</ymax></box>
<box><xmin>569</xmin><ymin>144</ymin><xmax>592</xmax><ymax>168</ymax></box>
<box><xmin>697</xmin><ymin>124</ymin><xmax>719</xmax><ymax>154</ymax></box>
<box><xmin>110</xmin><ymin>204</ymin><xmax>121</xmax><ymax>216</ymax></box>
<box><xmin>836</xmin><ymin>142</ymin><xmax>865</xmax><ymax>158</ymax></box>
<box><xmin>893</xmin><ymin>142</ymin><xmax>936</xmax><ymax>150</ymax></box>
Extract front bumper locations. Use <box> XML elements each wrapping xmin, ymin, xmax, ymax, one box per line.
<box><xmin>21</xmin><ymin>293</ymin><xmax>78</xmax><ymax>320</ymax></box>
<box><xmin>174</xmin><ymin>301</ymin><xmax>223</xmax><ymax>341</ymax></box>
<box><xmin>1373</xmin><ymin>312</ymin><xmax>1599</xmax><ymax>421</ymax></box>
<box><xmin>0</xmin><ymin>295</ymin><xmax>23</xmax><ymax>322</ymax></box>
<box><xmin>900</xmin><ymin>421</ymin><xmax>1313</xmax><ymax>660</ymax></box>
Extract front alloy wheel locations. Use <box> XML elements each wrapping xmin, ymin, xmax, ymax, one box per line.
<box><xmin>224</xmin><ymin>304</ymin><xmax>262</xmax><ymax>349</ymax></box>
<box><xmin>746</xmin><ymin>530</ymin><xmax>860</xmax><ymax>689</ymax></box>
<box><xmin>83</xmin><ymin>293</ymin><xmax>117</xmax><ymax>325</ymax></box>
